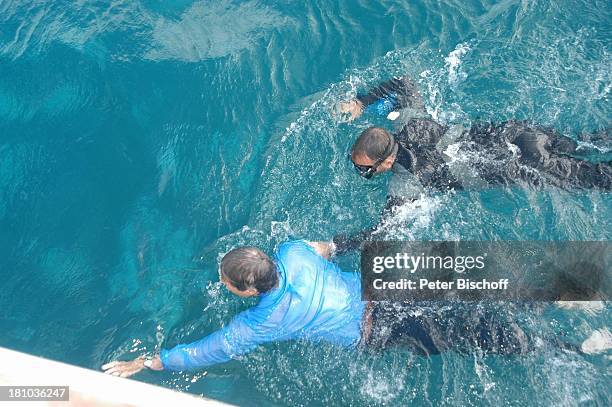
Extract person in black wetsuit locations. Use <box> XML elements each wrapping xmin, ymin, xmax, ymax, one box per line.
<box><xmin>332</xmin><ymin>76</ymin><xmax>611</xmax><ymax>254</ymax></box>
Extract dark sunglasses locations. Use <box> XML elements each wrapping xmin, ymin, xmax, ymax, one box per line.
<box><xmin>352</xmin><ymin>137</ymin><xmax>397</xmax><ymax>179</ymax></box>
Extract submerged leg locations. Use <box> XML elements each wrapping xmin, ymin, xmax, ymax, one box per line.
<box><xmin>542</xmin><ymin>156</ymin><xmax>612</xmax><ymax>190</ymax></box>
<box><xmin>367</xmin><ymin>305</ymin><xmax>586</xmax><ymax>357</ymax></box>
<box><xmin>367</xmin><ymin>306</ymin><xmax>532</xmax><ymax>356</ymax></box>
<box><xmin>508</xmin><ymin>125</ymin><xmax>612</xmax><ymax>190</ymax></box>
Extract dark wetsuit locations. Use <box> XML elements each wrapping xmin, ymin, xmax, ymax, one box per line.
<box><xmin>362</xmin><ymin>302</ymin><xmax>580</xmax><ymax>356</ymax></box>
<box><xmin>394</xmin><ymin>118</ymin><xmax>611</xmax><ymax>191</ymax></box>
<box><xmin>334</xmin><ymin>77</ymin><xmax>611</xmax><ymax>253</ymax></box>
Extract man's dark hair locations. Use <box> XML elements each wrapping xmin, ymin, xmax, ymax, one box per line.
<box><xmin>220</xmin><ymin>247</ymin><xmax>278</xmax><ymax>293</ymax></box>
<box><xmin>352</xmin><ymin>127</ymin><xmax>393</xmax><ymax>160</ymax></box>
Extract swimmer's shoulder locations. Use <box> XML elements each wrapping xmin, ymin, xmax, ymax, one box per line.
<box><xmin>276</xmin><ymin>240</ymin><xmax>318</xmax><ymax>264</ymax></box>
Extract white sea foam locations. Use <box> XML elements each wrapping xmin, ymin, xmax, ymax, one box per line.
<box><xmin>576</xmin><ymin>140</ymin><xmax>611</xmax><ymax>153</ymax></box>
<box><xmin>358</xmin><ymin>369</ymin><xmax>406</xmax><ymax>404</ymax></box>
<box><xmin>445</xmin><ymin>43</ymin><xmax>470</xmax><ymax>85</ymax></box>
<box><xmin>555</xmin><ymin>300</ymin><xmax>604</xmax><ymax>315</ymax></box>
<box><xmin>581</xmin><ymin>328</ymin><xmax>612</xmax><ymax>354</ymax></box>
<box><xmin>374</xmin><ymin>194</ymin><xmax>444</xmax><ymax>240</ymax></box>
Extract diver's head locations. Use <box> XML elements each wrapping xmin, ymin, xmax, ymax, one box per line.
<box><xmin>220</xmin><ymin>247</ymin><xmax>278</xmax><ymax>297</ymax></box>
<box><xmin>351</xmin><ymin>127</ymin><xmax>398</xmax><ymax>179</ymax></box>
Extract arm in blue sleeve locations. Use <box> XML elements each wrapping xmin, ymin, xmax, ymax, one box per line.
<box><xmin>356</xmin><ymin>76</ymin><xmax>425</xmax><ymax>116</ymax></box>
<box><xmin>160</xmin><ymin>308</ymin><xmax>281</xmax><ymax>371</ymax></box>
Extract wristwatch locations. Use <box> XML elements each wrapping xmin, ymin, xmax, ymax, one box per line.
<box><xmin>143</xmin><ymin>357</ymin><xmax>154</xmax><ymax>369</ymax></box>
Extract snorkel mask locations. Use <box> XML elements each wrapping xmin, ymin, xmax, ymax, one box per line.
<box><xmin>352</xmin><ymin>136</ymin><xmax>398</xmax><ymax>179</ymax></box>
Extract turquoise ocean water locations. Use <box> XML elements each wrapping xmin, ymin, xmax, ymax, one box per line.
<box><xmin>1</xmin><ymin>0</ymin><xmax>611</xmax><ymax>405</ymax></box>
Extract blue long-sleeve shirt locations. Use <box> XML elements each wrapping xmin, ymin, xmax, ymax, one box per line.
<box><xmin>160</xmin><ymin>240</ymin><xmax>365</xmax><ymax>371</ymax></box>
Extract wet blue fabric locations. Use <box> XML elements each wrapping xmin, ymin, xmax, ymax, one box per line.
<box><xmin>160</xmin><ymin>240</ymin><xmax>364</xmax><ymax>371</ymax></box>
<box><xmin>364</xmin><ymin>93</ymin><xmax>398</xmax><ymax>116</ymax></box>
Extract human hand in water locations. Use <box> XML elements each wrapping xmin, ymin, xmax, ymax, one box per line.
<box><xmin>306</xmin><ymin>241</ymin><xmax>336</xmax><ymax>259</ymax></box>
<box><xmin>102</xmin><ymin>355</ymin><xmax>163</xmax><ymax>378</ymax></box>
<box><xmin>337</xmin><ymin>100</ymin><xmax>363</xmax><ymax>122</ymax></box>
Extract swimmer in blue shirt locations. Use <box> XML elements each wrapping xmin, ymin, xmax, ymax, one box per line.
<box><xmin>102</xmin><ymin>240</ymin><xmax>584</xmax><ymax>377</ymax></box>
<box><xmin>102</xmin><ymin>240</ymin><xmax>363</xmax><ymax>376</ymax></box>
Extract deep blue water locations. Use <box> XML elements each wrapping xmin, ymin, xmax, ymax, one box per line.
<box><xmin>1</xmin><ymin>0</ymin><xmax>611</xmax><ymax>405</ymax></box>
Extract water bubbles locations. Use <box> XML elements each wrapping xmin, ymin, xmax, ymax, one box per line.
<box><xmin>155</xmin><ymin>325</ymin><xmax>164</xmax><ymax>347</ymax></box>
<box><xmin>359</xmin><ymin>370</ymin><xmax>406</xmax><ymax>404</ymax></box>
<box><xmin>130</xmin><ymin>338</ymin><xmax>143</xmax><ymax>353</ymax></box>
<box><xmin>445</xmin><ymin>43</ymin><xmax>471</xmax><ymax>86</ymax></box>
<box><xmin>270</xmin><ymin>219</ymin><xmax>293</xmax><ymax>240</ymax></box>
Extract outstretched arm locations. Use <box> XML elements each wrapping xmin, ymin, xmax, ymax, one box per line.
<box><xmin>102</xmin><ymin>308</ymin><xmax>281</xmax><ymax>376</ymax></box>
<box><xmin>160</xmin><ymin>308</ymin><xmax>285</xmax><ymax>371</ymax></box>
<box><xmin>357</xmin><ymin>76</ymin><xmax>425</xmax><ymax>113</ymax></box>
<box><xmin>338</xmin><ymin>76</ymin><xmax>426</xmax><ymax>122</ymax></box>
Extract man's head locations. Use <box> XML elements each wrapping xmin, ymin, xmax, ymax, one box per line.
<box><xmin>220</xmin><ymin>247</ymin><xmax>278</xmax><ymax>297</ymax></box>
<box><xmin>351</xmin><ymin>127</ymin><xmax>398</xmax><ymax>179</ymax></box>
